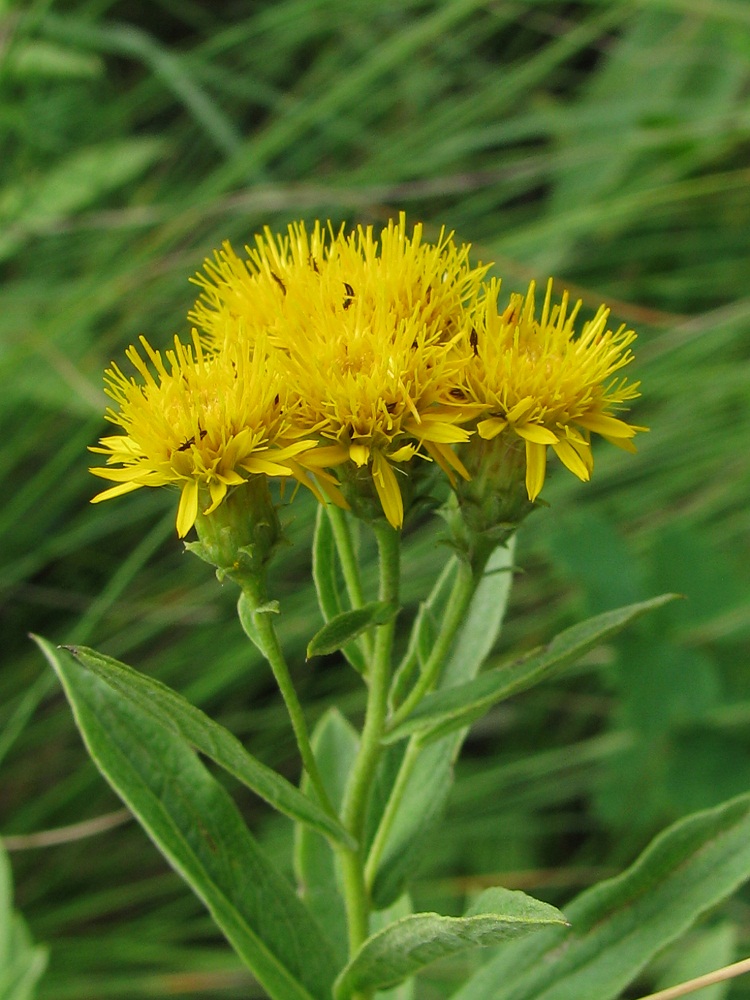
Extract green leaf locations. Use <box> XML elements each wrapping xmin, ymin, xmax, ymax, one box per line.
<box><xmin>0</xmin><ymin>843</ymin><xmax>10</xmax><ymax>971</ymax></box>
<box><xmin>372</xmin><ymin>895</ymin><xmax>416</xmax><ymax>1000</ymax></box>
<box><xmin>652</xmin><ymin>923</ymin><xmax>736</xmax><ymax>1000</ymax></box>
<box><xmin>307</xmin><ymin>602</ymin><xmax>397</xmax><ymax>659</ymax></box>
<box><xmin>385</xmin><ymin>594</ymin><xmax>679</xmax><ymax>744</ymax></box>
<box><xmin>450</xmin><ymin>791</ymin><xmax>750</xmax><ymax>1000</ymax></box>
<box><xmin>0</xmin><ymin>842</ymin><xmax>48</xmax><ymax>1000</ymax></box>
<box><xmin>53</xmin><ymin>640</ymin><xmax>353</xmax><ymax>850</ymax></box>
<box><xmin>311</xmin><ymin>507</ymin><xmax>367</xmax><ymax>673</ymax></box>
<box><xmin>371</xmin><ymin>542</ymin><xmax>516</xmax><ymax>909</ymax></box>
<box><xmin>335</xmin><ymin>888</ymin><xmax>567</xmax><ymax>998</ymax></box>
<box><xmin>37</xmin><ymin>638</ymin><xmax>338</xmax><ymax>1000</ymax></box>
<box><xmin>441</xmin><ymin>547</ymin><xmax>517</xmax><ymax>688</ymax></box>
<box><xmin>294</xmin><ymin>708</ymin><xmax>360</xmax><ymax>967</ymax></box>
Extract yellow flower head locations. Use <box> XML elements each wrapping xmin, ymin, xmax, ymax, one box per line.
<box><xmin>189</xmin><ymin>214</ymin><xmax>488</xmax><ymax>528</ymax></box>
<box><xmin>462</xmin><ymin>278</ymin><xmax>644</xmax><ymax>501</ymax></box>
<box><xmin>90</xmin><ymin>332</ymin><xmax>318</xmax><ymax>537</ymax></box>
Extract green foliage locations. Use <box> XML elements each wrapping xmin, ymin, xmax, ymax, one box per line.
<box><xmin>3</xmin><ymin>0</ymin><xmax>750</xmax><ymax>996</ymax></box>
<box><xmin>370</xmin><ymin>543</ymin><xmax>516</xmax><ymax>910</ymax></box>
<box><xmin>37</xmin><ymin>639</ymin><xmax>338</xmax><ymax>1000</ymax></box>
<box><xmin>307</xmin><ymin>603</ymin><xmax>398</xmax><ymax>660</ymax></box>
<box><xmin>451</xmin><ymin>792</ymin><xmax>750</xmax><ymax>1000</ymax></box>
<box><xmin>334</xmin><ymin>889</ymin><xmax>567</xmax><ymax>998</ymax></box>
<box><xmin>294</xmin><ymin>709</ymin><xmax>360</xmax><ymax>968</ymax></box>
<box><xmin>385</xmin><ymin>594</ymin><xmax>679</xmax><ymax>744</ymax></box>
<box><xmin>52</xmin><ymin>641</ymin><xmax>353</xmax><ymax>848</ymax></box>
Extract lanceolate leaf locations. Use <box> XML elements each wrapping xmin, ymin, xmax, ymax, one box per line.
<box><xmin>56</xmin><ymin>640</ymin><xmax>353</xmax><ymax>849</ymax></box>
<box><xmin>335</xmin><ymin>888</ymin><xmax>567</xmax><ymax>998</ymax></box>
<box><xmin>372</xmin><ymin>895</ymin><xmax>416</xmax><ymax>1000</ymax></box>
<box><xmin>37</xmin><ymin>638</ymin><xmax>340</xmax><ymax>1000</ymax></box>
<box><xmin>450</xmin><ymin>791</ymin><xmax>750</xmax><ymax>1000</ymax></box>
<box><xmin>307</xmin><ymin>602</ymin><xmax>397</xmax><ymax>659</ymax></box>
<box><xmin>385</xmin><ymin>594</ymin><xmax>679</xmax><ymax>744</ymax></box>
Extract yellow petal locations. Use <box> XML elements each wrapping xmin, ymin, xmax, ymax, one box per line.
<box><xmin>389</xmin><ymin>443</ymin><xmax>418</xmax><ymax>463</ymax></box>
<box><xmin>313</xmin><ymin>475</ymin><xmax>350</xmax><ymax>510</ymax></box>
<box><xmin>525</xmin><ymin>441</ymin><xmax>547</xmax><ymax>501</ymax></box>
<box><xmin>90</xmin><ymin>480</ymin><xmax>143</xmax><ymax>504</ymax></box>
<box><xmin>301</xmin><ymin>444</ymin><xmax>350</xmax><ymax>468</ymax></box>
<box><xmin>404</xmin><ymin>419</ymin><xmax>470</xmax><ymax>444</ymax></box>
<box><xmin>601</xmin><ymin>434</ymin><xmax>638</xmax><ymax>453</ymax></box>
<box><xmin>176</xmin><ymin>481</ymin><xmax>199</xmax><ymax>537</ymax></box>
<box><xmin>241</xmin><ymin>457</ymin><xmax>293</xmax><ymax>476</ymax></box>
<box><xmin>424</xmin><ymin>442</ymin><xmax>471</xmax><ymax>484</ymax></box>
<box><xmin>220</xmin><ymin>470</ymin><xmax>247</xmax><ymax>486</ymax></box>
<box><xmin>477</xmin><ymin>417</ymin><xmax>507</xmax><ymax>440</ymax></box>
<box><xmin>350</xmin><ymin>443</ymin><xmax>370</xmax><ymax>467</ymax></box>
<box><xmin>204</xmin><ymin>479</ymin><xmax>228</xmax><ymax>514</ymax></box>
<box><xmin>89</xmin><ymin>465</ymin><xmax>154</xmax><ymax>483</ymax></box>
<box><xmin>552</xmin><ymin>438</ymin><xmax>590</xmax><ymax>482</ymax></box>
<box><xmin>372</xmin><ymin>451</ymin><xmax>403</xmax><ymax>529</ymax></box>
<box><xmin>515</xmin><ymin>423</ymin><xmax>559</xmax><ymax>445</ymax></box>
<box><xmin>577</xmin><ymin>413</ymin><xmax>637</xmax><ymax>438</ymax></box>
<box><xmin>272</xmin><ymin>440</ymin><xmax>319</xmax><ymax>461</ymax></box>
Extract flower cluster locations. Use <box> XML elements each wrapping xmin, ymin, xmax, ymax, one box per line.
<box><xmin>91</xmin><ymin>215</ymin><xmax>644</xmax><ymax>537</ymax></box>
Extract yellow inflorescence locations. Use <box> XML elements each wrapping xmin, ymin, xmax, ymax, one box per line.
<box><xmin>90</xmin><ymin>332</ymin><xmax>321</xmax><ymax>537</ymax></box>
<box><xmin>189</xmin><ymin>217</ymin><xmax>488</xmax><ymax>528</ymax></box>
<box><xmin>461</xmin><ymin>278</ymin><xmax>643</xmax><ymax>501</ymax></box>
<box><xmin>91</xmin><ymin>215</ymin><xmax>645</xmax><ymax>534</ymax></box>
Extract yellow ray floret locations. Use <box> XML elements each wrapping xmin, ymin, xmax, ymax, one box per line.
<box><xmin>89</xmin><ymin>332</ymin><xmax>320</xmax><ymax>536</ymax></box>
<box><xmin>464</xmin><ymin>278</ymin><xmax>645</xmax><ymax>500</ymax></box>
<box><xmin>189</xmin><ymin>214</ymin><xmax>488</xmax><ymax>528</ymax></box>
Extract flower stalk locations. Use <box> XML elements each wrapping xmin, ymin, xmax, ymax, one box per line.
<box><xmin>339</xmin><ymin>522</ymin><xmax>401</xmax><ymax>958</ymax></box>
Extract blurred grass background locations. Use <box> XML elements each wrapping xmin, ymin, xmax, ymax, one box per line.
<box><xmin>2</xmin><ymin>0</ymin><xmax>750</xmax><ymax>996</ymax></box>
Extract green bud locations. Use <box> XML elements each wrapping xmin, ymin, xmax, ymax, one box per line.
<box><xmin>186</xmin><ymin>476</ymin><xmax>283</xmax><ymax>589</ymax></box>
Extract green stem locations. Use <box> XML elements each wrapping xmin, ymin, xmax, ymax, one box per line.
<box><xmin>340</xmin><ymin>522</ymin><xmax>401</xmax><ymax>959</ymax></box>
<box><xmin>327</xmin><ymin>505</ymin><xmax>367</xmax><ymax>610</ymax></box>
<box><xmin>327</xmin><ymin>505</ymin><xmax>374</xmax><ymax>663</ymax></box>
<box><xmin>364</xmin><ymin>737</ymin><xmax>420</xmax><ymax>892</ymax></box>
<box><xmin>366</xmin><ymin>547</ymin><xmax>494</xmax><ymax>888</ymax></box>
<box><xmin>388</xmin><ymin>554</ymin><xmax>482</xmax><ymax>730</ymax></box>
<box><xmin>242</xmin><ymin>581</ymin><xmax>338</xmax><ymax>821</ymax></box>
